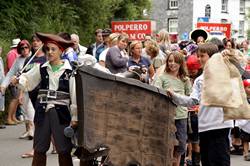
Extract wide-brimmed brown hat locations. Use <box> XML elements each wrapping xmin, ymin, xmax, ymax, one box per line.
<box><xmin>190</xmin><ymin>29</ymin><xmax>208</xmax><ymax>42</ymax></box>
<box><xmin>36</xmin><ymin>32</ymin><xmax>74</xmax><ymax>51</ymax></box>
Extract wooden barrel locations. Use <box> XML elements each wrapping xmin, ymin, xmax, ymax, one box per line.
<box><xmin>75</xmin><ymin>66</ymin><xmax>176</xmax><ymax>166</ymax></box>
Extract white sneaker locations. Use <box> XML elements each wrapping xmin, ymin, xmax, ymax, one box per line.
<box><xmin>19</xmin><ymin>131</ymin><xmax>33</xmax><ymax>140</ymax></box>
<box><xmin>19</xmin><ymin>131</ymin><xmax>29</xmax><ymax>139</ymax></box>
<box><xmin>19</xmin><ymin>115</ymin><xmax>24</xmax><ymax>122</ymax></box>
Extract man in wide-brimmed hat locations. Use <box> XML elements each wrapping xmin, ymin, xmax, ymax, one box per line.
<box><xmin>190</xmin><ymin>29</ymin><xmax>208</xmax><ymax>44</ymax></box>
<box><xmin>17</xmin><ymin>32</ymin><xmax>77</xmax><ymax>166</ymax></box>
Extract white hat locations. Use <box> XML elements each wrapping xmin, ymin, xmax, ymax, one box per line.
<box><xmin>10</xmin><ymin>38</ymin><xmax>21</xmax><ymax>48</ymax></box>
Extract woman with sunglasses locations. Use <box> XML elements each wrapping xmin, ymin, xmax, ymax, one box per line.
<box><xmin>0</xmin><ymin>40</ymin><xmax>32</xmax><ymax>127</ymax></box>
<box><xmin>1</xmin><ymin>40</ymin><xmax>36</xmax><ymax>138</ymax></box>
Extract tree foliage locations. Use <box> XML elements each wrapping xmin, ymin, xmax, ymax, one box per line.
<box><xmin>75</xmin><ymin>0</ymin><xmax>123</xmax><ymax>44</ymax></box>
<box><xmin>0</xmin><ymin>0</ymin><xmax>79</xmax><ymax>40</ymax></box>
<box><xmin>114</xmin><ymin>0</ymin><xmax>151</xmax><ymax>20</ymax></box>
<box><xmin>0</xmin><ymin>0</ymin><xmax>151</xmax><ymax>56</ymax></box>
<box><xmin>0</xmin><ymin>0</ymin><xmax>151</xmax><ymax>123</ymax></box>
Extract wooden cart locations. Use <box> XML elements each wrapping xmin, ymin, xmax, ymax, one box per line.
<box><xmin>75</xmin><ymin>66</ymin><xmax>176</xmax><ymax>166</ymax></box>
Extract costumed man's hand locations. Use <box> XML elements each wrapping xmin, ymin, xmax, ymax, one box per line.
<box><xmin>10</xmin><ymin>76</ymin><xmax>18</xmax><ymax>86</ymax></box>
<box><xmin>71</xmin><ymin>121</ymin><xmax>78</xmax><ymax>128</ymax></box>
<box><xmin>0</xmin><ymin>86</ymin><xmax>6</xmax><ymax>95</ymax></box>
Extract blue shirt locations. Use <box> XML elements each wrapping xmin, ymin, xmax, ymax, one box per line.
<box><xmin>128</xmin><ymin>56</ymin><xmax>151</xmax><ymax>83</ymax></box>
<box><xmin>128</xmin><ymin>56</ymin><xmax>151</xmax><ymax>69</ymax></box>
<box><xmin>61</xmin><ymin>48</ymin><xmax>78</xmax><ymax>63</ymax></box>
<box><xmin>95</xmin><ymin>44</ymin><xmax>105</xmax><ymax>62</ymax></box>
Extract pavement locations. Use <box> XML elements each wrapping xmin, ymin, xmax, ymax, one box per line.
<box><xmin>0</xmin><ymin>123</ymin><xmax>249</xmax><ymax>166</ymax></box>
<box><xmin>0</xmin><ymin>123</ymin><xmax>79</xmax><ymax>166</ymax></box>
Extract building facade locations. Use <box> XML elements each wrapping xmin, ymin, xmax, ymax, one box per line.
<box><xmin>151</xmin><ymin>0</ymin><xmax>249</xmax><ymax>40</ymax></box>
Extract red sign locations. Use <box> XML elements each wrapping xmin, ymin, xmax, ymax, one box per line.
<box><xmin>196</xmin><ymin>22</ymin><xmax>231</xmax><ymax>38</ymax></box>
<box><xmin>111</xmin><ymin>20</ymin><xmax>153</xmax><ymax>40</ymax></box>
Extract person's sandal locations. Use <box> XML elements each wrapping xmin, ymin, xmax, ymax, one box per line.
<box><xmin>244</xmin><ymin>154</ymin><xmax>250</xmax><ymax>161</ymax></box>
<box><xmin>230</xmin><ymin>145</ymin><xmax>243</xmax><ymax>155</ymax></box>
<box><xmin>21</xmin><ymin>152</ymin><xmax>34</xmax><ymax>158</ymax></box>
<box><xmin>5</xmin><ymin>120</ymin><xmax>17</xmax><ymax>125</ymax></box>
<box><xmin>185</xmin><ymin>159</ymin><xmax>192</xmax><ymax>166</ymax></box>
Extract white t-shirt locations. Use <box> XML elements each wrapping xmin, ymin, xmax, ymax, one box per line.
<box><xmin>172</xmin><ymin>74</ymin><xmax>234</xmax><ymax>133</ymax></box>
<box><xmin>235</xmin><ymin>120</ymin><xmax>250</xmax><ymax>133</ymax></box>
<box><xmin>99</xmin><ymin>48</ymin><xmax>109</xmax><ymax>62</ymax></box>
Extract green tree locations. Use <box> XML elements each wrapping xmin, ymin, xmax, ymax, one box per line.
<box><xmin>33</xmin><ymin>0</ymin><xmax>79</xmax><ymax>34</ymax></box>
<box><xmin>0</xmin><ymin>0</ymin><xmax>35</xmax><ymax>39</ymax></box>
<box><xmin>0</xmin><ymin>0</ymin><xmax>151</xmax><ymax>52</ymax></box>
<box><xmin>113</xmin><ymin>0</ymin><xmax>151</xmax><ymax>20</ymax></box>
<box><xmin>0</xmin><ymin>0</ymin><xmax>79</xmax><ymax>40</ymax></box>
<box><xmin>75</xmin><ymin>0</ymin><xmax>122</xmax><ymax>45</ymax></box>
<box><xmin>0</xmin><ymin>0</ymin><xmax>79</xmax><ymax>55</ymax></box>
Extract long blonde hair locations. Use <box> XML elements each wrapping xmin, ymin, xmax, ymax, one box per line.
<box><xmin>157</xmin><ymin>29</ymin><xmax>170</xmax><ymax>45</ymax></box>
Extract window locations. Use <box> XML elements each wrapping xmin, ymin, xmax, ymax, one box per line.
<box><xmin>205</xmin><ymin>5</ymin><xmax>211</xmax><ymax>18</ymax></box>
<box><xmin>221</xmin><ymin>19</ymin><xmax>228</xmax><ymax>23</ymax></box>
<box><xmin>221</xmin><ymin>0</ymin><xmax>228</xmax><ymax>13</ymax></box>
<box><xmin>240</xmin><ymin>0</ymin><xmax>245</xmax><ymax>14</ymax></box>
<box><xmin>239</xmin><ymin>21</ymin><xmax>245</xmax><ymax>36</ymax></box>
<box><xmin>169</xmin><ymin>0</ymin><xmax>178</xmax><ymax>9</ymax></box>
<box><xmin>168</xmin><ymin>19</ymin><xmax>178</xmax><ymax>33</ymax></box>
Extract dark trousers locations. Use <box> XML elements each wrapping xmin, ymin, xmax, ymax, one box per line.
<box><xmin>199</xmin><ymin>128</ymin><xmax>231</xmax><ymax>166</ymax></box>
<box><xmin>32</xmin><ymin>108</ymin><xmax>73</xmax><ymax>166</ymax></box>
<box><xmin>33</xmin><ymin>108</ymin><xmax>72</xmax><ymax>154</ymax></box>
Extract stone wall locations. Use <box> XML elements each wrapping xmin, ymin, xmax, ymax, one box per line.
<box><xmin>150</xmin><ymin>0</ymin><xmax>194</xmax><ymax>39</ymax></box>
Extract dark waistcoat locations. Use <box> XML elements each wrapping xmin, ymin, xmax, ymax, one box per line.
<box><xmin>34</xmin><ymin>65</ymin><xmax>72</xmax><ymax>125</ymax></box>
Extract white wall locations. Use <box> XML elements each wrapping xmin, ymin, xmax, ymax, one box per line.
<box><xmin>192</xmin><ymin>0</ymin><xmax>246</xmax><ymax>38</ymax></box>
<box><xmin>192</xmin><ymin>0</ymin><xmax>219</xmax><ymax>28</ymax></box>
<box><xmin>245</xmin><ymin>0</ymin><xmax>250</xmax><ymax>39</ymax></box>
<box><xmin>227</xmin><ymin>0</ymin><xmax>245</xmax><ymax>31</ymax></box>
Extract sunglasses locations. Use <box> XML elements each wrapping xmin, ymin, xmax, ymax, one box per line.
<box><xmin>20</xmin><ymin>46</ymin><xmax>29</xmax><ymax>50</ymax></box>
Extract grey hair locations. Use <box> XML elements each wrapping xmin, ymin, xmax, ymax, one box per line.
<box><xmin>71</xmin><ymin>34</ymin><xmax>79</xmax><ymax>42</ymax></box>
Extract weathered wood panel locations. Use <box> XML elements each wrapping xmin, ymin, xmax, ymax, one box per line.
<box><xmin>76</xmin><ymin>66</ymin><xmax>176</xmax><ymax>166</ymax></box>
